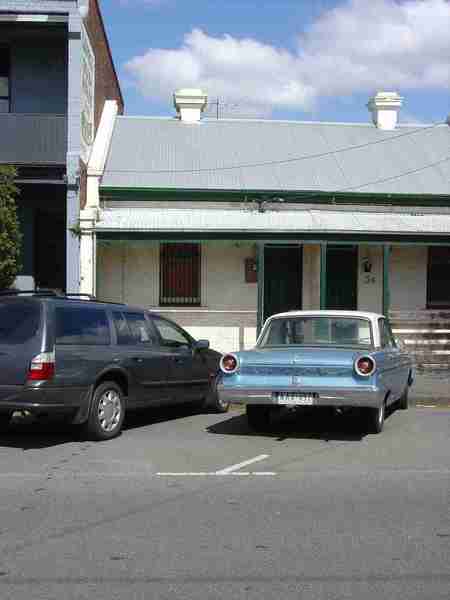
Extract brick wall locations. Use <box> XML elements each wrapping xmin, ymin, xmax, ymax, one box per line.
<box><xmin>85</xmin><ymin>0</ymin><xmax>124</xmax><ymax>130</ymax></box>
<box><xmin>79</xmin><ymin>0</ymin><xmax>124</xmax><ymax>209</ymax></box>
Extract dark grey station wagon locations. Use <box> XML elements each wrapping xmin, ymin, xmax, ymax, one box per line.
<box><xmin>0</xmin><ymin>291</ymin><xmax>226</xmax><ymax>440</ymax></box>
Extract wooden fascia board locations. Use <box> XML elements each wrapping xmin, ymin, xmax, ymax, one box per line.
<box><xmin>99</xmin><ymin>187</ymin><xmax>450</xmax><ymax>207</ymax></box>
<box><xmin>96</xmin><ymin>231</ymin><xmax>450</xmax><ymax>244</ymax></box>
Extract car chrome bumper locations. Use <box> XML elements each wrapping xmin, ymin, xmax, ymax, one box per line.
<box><xmin>217</xmin><ymin>385</ymin><xmax>385</xmax><ymax>408</ymax></box>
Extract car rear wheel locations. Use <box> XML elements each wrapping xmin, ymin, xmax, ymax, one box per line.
<box><xmin>203</xmin><ymin>377</ymin><xmax>230</xmax><ymax>413</ymax></box>
<box><xmin>366</xmin><ymin>402</ymin><xmax>385</xmax><ymax>434</ymax></box>
<box><xmin>246</xmin><ymin>405</ymin><xmax>272</xmax><ymax>432</ymax></box>
<box><xmin>85</xmin><ymin>382</ymin><xmax>125</xmax><ymax>441</ymax></box>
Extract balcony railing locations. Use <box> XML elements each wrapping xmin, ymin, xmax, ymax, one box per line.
<box><xmin>0</xmin><ymin>113</ymin><xmax>67</xmax><ymax>165</ymax></box>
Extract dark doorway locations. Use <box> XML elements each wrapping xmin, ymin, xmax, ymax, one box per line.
<box><xmin>35</xmin><ymin>208</ymin><xmax>66</xmax><ymax>291</ymax></box>
<box><xmin>264</xmin><ymin>245</ymin><xmax>302</xmax><ymax>320</ymax></box>
<box><xmin>326</xmin><ymin>245</ymin><xmax>358</xmax><ymax>310</ymax></box>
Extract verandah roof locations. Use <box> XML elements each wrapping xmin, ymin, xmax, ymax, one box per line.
<box><xmin>95</xmin><ymin>206</ymin><xmax>450</xmax><ymax>242</ymax></box>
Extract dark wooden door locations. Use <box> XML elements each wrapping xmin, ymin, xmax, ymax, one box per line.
<box><xmin>35</xmin><ymin>209</ymin><xmax>66</xmax><ymax>291</ymax></box>
<box><xmin>264</xmin><ymin>246</ymin><xmax>302</xmax><ymax>320</ymax></box>
<box><xmin>326</xmin><ymin>245</ymin><xmax>358</xmax><ymax>310</ymax></box>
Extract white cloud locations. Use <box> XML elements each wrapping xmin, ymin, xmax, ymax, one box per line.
<box><xmin>125</xmin><ymin>0</ymin><xmax>450</xmax><ymax>115</ymax></box>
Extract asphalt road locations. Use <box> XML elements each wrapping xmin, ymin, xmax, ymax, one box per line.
<box><xmin>0</xmin><ymin>404</ymin><xmax>449</xmax><ymax>600</ymax></box>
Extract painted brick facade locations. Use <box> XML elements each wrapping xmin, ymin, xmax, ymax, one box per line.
<box><xmin>85</xmin><ymin>0</ymin><xmax>124</xmax><ymax>133</ymax></box>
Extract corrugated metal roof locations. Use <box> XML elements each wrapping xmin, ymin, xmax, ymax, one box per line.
<box><xmin>96</xmin><ymin>206</ymin><xmax>450</xmax><ymax>235</ymax></box>
<box><xmin>101</xmin><ymin>117</ymin><xmax>450</xmax><ymax>195</ymax></box>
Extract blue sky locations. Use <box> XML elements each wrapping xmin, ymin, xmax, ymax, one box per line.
<box><xmin>100</xmin><ymin>0</ymin><xmax>450</xmax><ymax>124</ymax></box>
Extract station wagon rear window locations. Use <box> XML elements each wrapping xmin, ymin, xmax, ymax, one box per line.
<box><xmin>0</xmin><ymin>301</ymin><xmax>41</xmax><ymax>344</ymax></box>
<box><xmin>259</xmin><ymin>316</ymin><xmax>373</xmax><ymax>348</ymax></box>
<box><xmin>55</xmin><ymin>307</ymin><xmax>110</xmax><ymax>345</ymax></box>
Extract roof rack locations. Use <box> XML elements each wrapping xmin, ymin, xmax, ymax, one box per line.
<box><xmin>0</xmin><ymin>289</ymin><xmax>125</xmax><ymax>305</ymax></box>
<box><xmin>0</xmin><ymin>289</ymin><xmax>61</xmax><ymax>297</ymax></box>
<box><xmin>65</xmin><ymin>293</ymin><xmax>97</xmax><ymax>300</ymax></box>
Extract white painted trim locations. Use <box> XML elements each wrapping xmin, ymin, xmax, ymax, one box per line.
<box><xmin>83</xmin><ymin>101</ymin><xmax>118</xmax><ymax>211</ymax></box>
<box><xmin>404</xmin><ymin>339</ymin><xmax>450</xmax><ymax>345</ymax></box>
<box><xmin>87</xmin><ymin>100</ymin><xmax>118</xmax><ymax>177</ymax></box>
<box><xmin>149</xmin><ymin>309</ymin><xmax>257</xmax><ymax>314</ymax></box>
<box><xmin>393</xmin><ymin>329</ymin><xmax>450</xmax><ymax>334</ymax></box>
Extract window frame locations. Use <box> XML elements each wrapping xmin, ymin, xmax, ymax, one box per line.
<box><xmin>54</xmin><ymin>305</ymin><xmax>111</xmax><ymax>346</ymax></box>
<box><xmin>151</xmin><ymin>315</ymin><xmax>194</xmax><ymax>349</ymax></box>
<box><xmin>159</xmin><ymin>243</ymin><xmax>201</xmax><ymax>307</ymax></box>
<box><xmin>378</xmin><ymin>318</ymin><xmax>396</xmax><ymax>349</ymax></box>
<box><xmin>257</xmin><ymin>316</ymin><xmax>374</xmax><ymax>349</ymax></box>
<box><xmin>112</xmin><ymin>310</ymin><xmax>158</xmax><ymax>346</ymax></box>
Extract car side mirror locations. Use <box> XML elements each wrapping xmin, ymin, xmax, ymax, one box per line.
<box><xmin>195</xmin><ymin>339</ymin><xmax>210</xmax><ymax>351</ymax></box>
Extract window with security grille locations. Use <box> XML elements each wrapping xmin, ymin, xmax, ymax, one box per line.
<box><xmin>427</xmin><ymin>247</ymin><xmax>450</xmax><ymax>309</ymax></box>
<box><xmin>0</xmin><ymin>48</ymin><xmax>10</xmax><ymax>113</ymax></box>
<box><xmin>160</xmin><ymin>243</ymin><xmax>201</xmax><ymax>306</ymax></box>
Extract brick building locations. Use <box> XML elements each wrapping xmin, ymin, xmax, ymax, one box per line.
<box><xmin>0</xmin><ymin>0</ymin><xmax>123</xmax><ymax>292</ymax></box>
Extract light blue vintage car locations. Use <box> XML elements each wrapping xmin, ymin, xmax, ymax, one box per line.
<box><xmin>217</xmin><ymin>311</ymin><xmax>414</xmax><ymax>434</ymax></box>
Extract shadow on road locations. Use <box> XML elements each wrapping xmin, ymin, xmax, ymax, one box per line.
<box><xmin>0</xmin><ymin>402</ymin><xmax>204</xmax><ymax>450</ymax></box>
<box><xmin>0</xmin><ymin>416</ymin><xmax>83</xmax><ymax>450</ymax></box>
<box><xmin>123</xmin><ymin>402</ymin><xmax>203</xmax><ymax>431</ymax></box>
<box><xmin>206</xmin><ymin>407</ymin><xmax>388</xmax><ymax>442</ymax></box>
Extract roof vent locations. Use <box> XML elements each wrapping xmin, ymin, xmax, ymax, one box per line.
<box><xmin>173</xmin><ymin>88</ymin><xmax>208</xmax><ymax>123</ymax></box>
<box><xmin>367</xmin><ymin>91</ymin><xmax>403</xmax><ymax>130</ymax></box>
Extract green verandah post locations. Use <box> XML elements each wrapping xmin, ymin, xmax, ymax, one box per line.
<box><xmin>383</xmin><ymin>245</ymin><xmax>391</xmax><ymax>317</ymax></box>
<box><xmin>256</xmin><ymin>242</ymin><xmax>265</xmax><ymax>336</ymax></box>
<box><xmin>320</xmin><ymin>243</ymin><xmax>327</xmax><ymax>310</ymax></box>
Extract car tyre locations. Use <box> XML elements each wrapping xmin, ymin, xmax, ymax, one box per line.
<box><xmin>203</xmin><ymin>378</ymin><xmax>230</xmax><ymax>413</ymax></box>
<box><xmin>398</xmin><ymin>386</ymin><xmax>409</xmax><ymax>410</ymax></box>
<box><xmin>246</xmin><ymin>405</ymin><xmax>272</xmax><ymax>432</ymax></box>
<box><xmin>85</xmin><ymin>382</ymin><xmax>125</xmax><ymax>441</ymax></box>
<box><xmin>0</xmin><ymin>412</ymin><xmax>12</xmax><ymax>433</ymax></box>
<box><xmin>366</xmin><ymin>402</ymin><xmax>385</xmax><ymax>434</ymax></box>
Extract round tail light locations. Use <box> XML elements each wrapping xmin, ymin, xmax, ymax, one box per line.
<box><xmin>220</xmin><ymin>353</ymin><xmax>239</xmax><ymax>374</ymax></box>
<box><xmin>355</xmin><ymin>355</ymin><xmax>376</xmax><ymax>377</ymax></box>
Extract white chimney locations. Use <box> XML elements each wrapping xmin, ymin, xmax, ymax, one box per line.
<box><xmin>173</xmin><ymin>88</ymin><xmax>208</xmax><ymax>123</ymax></box>
<box><xmin>367</xmin><ymin>91</ymin><xmax>403</xmax><ymax>130</ymax></box>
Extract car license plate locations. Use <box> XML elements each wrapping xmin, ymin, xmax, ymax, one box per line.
<box><xmin>273</xmin><ymin>392</ymin><xmax>315</xmax><ymax>405</ymax></box>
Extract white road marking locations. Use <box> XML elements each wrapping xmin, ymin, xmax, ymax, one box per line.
<box><xmin>215</xmin><ymin>454</ymin><xmax>270</xmax><ymax>474</ymax></box>
<box><xmin>0</xmin><ymin>471</ymin><xmax>278</xmax><ymax>478</ymax></box>
<box><xmin>416</xmin><ymin>404</ymin><xmax>437</xmax><ymax>408</ymax></box>
<box><xmin>156</xmin><ymin>472</ymin><xmax>249</xmax><ymax>476</ymax></box>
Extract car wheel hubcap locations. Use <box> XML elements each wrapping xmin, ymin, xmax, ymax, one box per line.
<box><xmin>98</xmin><ymin>390</ymin><xmax>122</xmax><ymax>432</ymax></box>
<box><xmin>378</xmin><ymin>404</ymin><xmax>384</xmax><ymax>425</ymax></box>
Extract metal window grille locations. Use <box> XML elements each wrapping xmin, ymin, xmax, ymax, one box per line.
<box><xmin>160</xmin><ymin>243</ymin><xmax>201</xmax><ymax>306</ymax></box>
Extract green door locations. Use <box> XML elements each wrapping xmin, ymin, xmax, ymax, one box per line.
<box><xmin>264</xmin><ymin>246</ymin><xmax>302</xmax><ymax>321</ymax></box>
<box><xmin>326</xmin><ymin>245</ymin><xmax>358</xmax><ymax>310</ymax></box>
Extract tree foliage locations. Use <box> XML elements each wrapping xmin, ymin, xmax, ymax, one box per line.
<box><xmin>0</xmin><ymin>166</ymin><xmax>22</xmax><ymax>289</ymax></box>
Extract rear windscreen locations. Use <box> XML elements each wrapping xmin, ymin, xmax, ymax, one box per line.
<box><xmin>0</xmin><ymin>301</ymin><xmax>41</xmax><ymax>344</ymax></box>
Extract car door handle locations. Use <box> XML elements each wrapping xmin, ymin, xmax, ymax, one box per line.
<box><xmin>173</xmin><ymin>357</ymin><xmax>187</xmax><ymax>363</ymax></box>
<box><xmin>132</xmin><ymin>357</ymin><xmax>144</xmax><ymax>363</ymax></box>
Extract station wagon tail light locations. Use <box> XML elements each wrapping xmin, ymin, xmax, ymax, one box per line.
<box><xmin>27</xmin><ymin>351</ymin><xmax>55</xmax><ymax>381</ymax></box>
<box><xmin>220</xmin><ymin>353</ymin><xmax>239</xmax><ymax>374</ymax></box>
<box><xmin>355</xmin><ymin>355</ymin><xmax>376</xmax><ymax>377</ymax></box>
